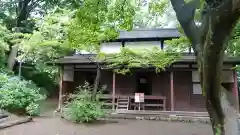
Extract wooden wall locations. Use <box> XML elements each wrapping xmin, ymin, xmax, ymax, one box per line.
<box><xmin>64</xmin><ymin>69</ymin><xmax>235</xmax><ymax>112</ymax></box>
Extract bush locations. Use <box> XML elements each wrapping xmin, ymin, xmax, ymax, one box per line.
<box><xmin>21</xmin><ymin>67</ymin><xmax>58</xmax><ymax>97</ymax></box>
<box><xmin>26</xmin><ymin>102</ymin><xmax>40</xmax><ymax>116</ymax></box>
<box><xmin>63</xmin><ymin>82</ymin><xmax>106</xmax><ymax>123</ymax></box>
<box><xmin>0</xmin><ymin>73</ymin><xmax>46</xmax><ymax>115</ymax></box>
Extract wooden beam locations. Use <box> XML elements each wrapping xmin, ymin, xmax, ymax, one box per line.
<box><xmin>233</xmin><ymin>70</ymin><xmax>239</xmax><ymax>112</ymax></box>
<box><xmin>112</xmin><ymin>72</ymin><xmax>116</xmax><ymax>110</ymax></box>
<box><xmin>170</xmin><ymin>72</ymin><xmax>174</xmax><ymax>111</ymax></box>
<box><xmin>160</xmin><ymin>40</ymin><xmax>164</xmax><ymax>50</ymax></box>
<box><xmin>56</xmin><ymin>66</ymin><xmax>63</xmax><ymax>113</ymax></box>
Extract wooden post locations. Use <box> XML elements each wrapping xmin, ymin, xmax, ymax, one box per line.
<box><xmin>170</xmin><ymin>72</ymin><xmax>174</xmax><ymax>111</ymax></box>
<box><xmin>57</xmin><ymin>66</ymin><xmax>63</xmax><ymax>113</ymax></box>
<box><xmin>112</xmin><ymin>72</ymin><xmax>116</xmax><ymax>110</ymax></box>
<box><xmin>233</xmin><ymin>70</ymin><xmax>239</xmax><ymax>112</ymax></box>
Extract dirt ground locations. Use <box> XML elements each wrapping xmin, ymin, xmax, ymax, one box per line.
<box><xmin>0</xmin><ymin>99</ymin><xmax>213</xmax><ymax>135</ymax></box>
<box><xmin>0</xmin><ymin>116</ymin><xmax>212</xmax><ymax>135</ymax></box>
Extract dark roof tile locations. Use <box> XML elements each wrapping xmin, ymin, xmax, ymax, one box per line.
<box><xmin>117</xmin><ymin>28</ymin><xmax>181</xmax><ymax>39</ymax></box>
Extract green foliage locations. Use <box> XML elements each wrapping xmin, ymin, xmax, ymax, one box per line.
<box><xmin>99</xmin><ymin>47</ymin><xmax>180</xmax><ymax>74</ymax></box>
<box><xmin>149</xmin><ymin>0</ymin><xmax>169</xmax><ymax>15</ymax></box>
<box><xmin>68</xmin><ymin>0</ymin><xmax>184</xmax><ymax>75</ymax></box>
<box><xmin>227</xmin><ymin>22</ymin><xmax>240</xmax><ymax>56</ymax></box>
<box><xmin>63</xmin><ymin>82</ymin><xmax>105</xmax><ymax>123</ymax></box>
<box><xmin>26</xmin><ymin>102</ymin><xmax>40</xmax><ymax>116</ymax></box>
<box><xmin>0</xmin><ymin>0</ymin><xmax>80</xmax><ymax>31</ymax></box>
<box><xmin>0</xmin><ymin>24</ymin><xmax>10</xmax><ymax>67</ymax></box>
<box><xmin>21</xmin><ymin>67</ymin><xmax>57</xmax><ymax>97</ymax></box>
<box><xmin>68</xmin><ymin>0</ymin><xmax>137</xmax><ymax>51</ymax></box>
<box><xmin>214</xmin><ymin>124</ymin><xmax>221</xmax><ymax>135</ymax></box>
<box><xmin>165</xmin><ymin>36</ymin><xmax>191</xmax><ymax>51</ymax></box>
<box><xmin>18</xmin><ymin>9</ymin><xmax>72</xmax><ymax>84</ymax></box>
<box><xmin>0</xmin><ymin>73</ymin><xmax>46</xmax><ymax>115</ymax></box>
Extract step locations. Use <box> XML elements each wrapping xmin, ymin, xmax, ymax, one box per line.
<box><xmin>118</xmin><ymin>99</ymin><xmax>128</xmax><ymax>101</ymax></box>
<box><xmin>118</xmin><ymin>105</ymin><xmax>128</xmax><ymax>108</ymax></box>
<box><xmin>116</xmin><ymin>108</ymin><xmax>128</xmax><ymax>110</ymax></box>
<box><xmin>0</xmin><ymin>117</ymin><xmax>8</xmax><ymax>124</ymax></box>
<box><xmin>118</xmin><ymin>102</ymin><xmax>128</xmax><ymax>104</ymax></box>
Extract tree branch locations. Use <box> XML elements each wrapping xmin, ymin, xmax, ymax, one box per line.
<box><xmin>170</xmin><ymin>0</ymin><xmax>201</xmax><ymax>54</ymax></box>
<box><xmin>208</xmin><ymin>0</ymin><xmax>240</xmax><ymax>53</ymax></box>
<box><xmin>16</xmin><ymin>0</ymin><xmax>31</xmax><ymax>27</ymax></box>
<box><xmin>28</xmin><ymin>0</ymin><xmax>44</xmax><ymax>14</ymax></box>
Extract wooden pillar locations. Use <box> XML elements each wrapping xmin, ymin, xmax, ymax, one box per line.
<box><xmin>233</xmin><ymin>70</ymin><xmax>239</xmax><ymax>111</ymax></box>
<box><xmin>57</xmin><ymin>66</ymin><xmax>63</xmax><ymax>113</ymax></box>
<box><xmin>170</xmin><ymin>71</ymin><xmax>174</xmax><ymax>111</ymax></box>
<box><xmin>112</xmin><ymin>72</ymin><xmax>116</xmax><ymax>110</ymax></box>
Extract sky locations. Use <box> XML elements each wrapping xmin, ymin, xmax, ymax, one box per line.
<box><xmin>136</xmin><ymin>0</ymin><xmax>177</xmax><ymax>28</ymax></box>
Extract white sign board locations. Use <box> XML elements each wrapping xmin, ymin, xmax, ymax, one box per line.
<box><xmin>63</xmin><ymin>65</ymin><xmax>74</xmax><ymax>82</ymax></box>
<box><xmin>135</xmin><ymin>93</ymin><xmax>144</xmax><ymax>103</ymax></box>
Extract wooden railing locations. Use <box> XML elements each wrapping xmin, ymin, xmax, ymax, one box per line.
<box><xmin>99</xmin><ymin>94</ymin><xmax>166</xmax><ymax>111</ymax></box>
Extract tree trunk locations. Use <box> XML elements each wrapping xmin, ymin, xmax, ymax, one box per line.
<box><xmin>92</xmin><ymin>66</ymin><xmax>101</xmax><ymax>101</ymax></box>
<box><xmin>171</xmin><ymin>0</ymin><xmax>240</xmax><ymax>135</ymax></box>
<box><xmin>170</xmin><ymin>0</ymin><xmax>240</xmax><ymax>134</ymax></box>
<box><xmin>197</xmin><ymin>23</ymin><xmax>240</xmax><ymax>134</ymax></box>
<box><xmin>7</xmin><ymin>0</ymin><xmax>31</xmax><ymax>70</ymax></box>
<box><xmin>7</xmin><ymin>45</ymin><xmax>18</xmax><ymax>70</ymax></box>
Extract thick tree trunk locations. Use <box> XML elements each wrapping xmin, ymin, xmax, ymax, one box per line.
<box><xmin>170</xmin><ymin>0</ymin><xmax>240</xmax><ymax>134</ymax></box>
<box><xmin>92</xmin><ymin>66</ymin><xmax>101</xmax><ymax>101</ymax></box>
<box><xmin>198</xmin><ymin>27</ymin><xmax>240</xmax><ymax>135</ymax></box>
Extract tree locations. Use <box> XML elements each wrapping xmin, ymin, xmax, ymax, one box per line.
<box><xmin>18</xmin><ymin>8</ymin><xmax>73</xmax><ymax>84</ymax></box>
<box><xmin>0</xmin><ymin>0</ymin><xmax>81</xmax><ymax>71</ymax></box>
<box><xmin>69</xmin><ymin>0</ymin><xmax>138</xmax><ymax>100</ymax></box>
<box><xmin>168</xmin><ymin>0</ymin><xmax>240</xmax><ymax>134</ymax></box>
<box><xmin>0</xmin><ymin>24</ymin><xmax>10</xmax><ymax>67</ymax></box>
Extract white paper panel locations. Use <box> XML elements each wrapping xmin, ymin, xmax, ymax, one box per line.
<box><xmin>63</xmin><ymin>65</ymin><xmax>74</xmax><ymax>82</ymax></box>
<box><xmin>193</xmin><ymin>84</ymin><xmax>202</xmax><ymax>94</ymax></box>
<box><xmin>100</xmin><ymin>42</ymin><xmax>122</xmax><ymax>54</ymax></box>
<box><xmin>192</xmin><ymin>71</ymin><xmax>200</xmax><ymax>82</ymax></box>
<box><xmin>125</xmin><ymin>41</ymin><xmax>160</xmax><ymax>50</ymax></box>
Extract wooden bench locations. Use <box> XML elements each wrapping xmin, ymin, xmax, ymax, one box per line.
<box><xmin>130</xmin><ymin>95</ymin><xmax>166</xmax><ymax>111</ymax></box>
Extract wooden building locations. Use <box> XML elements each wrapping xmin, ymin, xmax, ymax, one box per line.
<box><xmin>55</xmin><ymin>28</ymin><xmax>240</xmax><ymax>113</ymax></box>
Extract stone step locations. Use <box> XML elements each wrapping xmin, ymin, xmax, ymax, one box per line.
<box><xmin>0</xmin><ymin>117</ymin><xmax>8</xmax><ymax>124</ymax></box>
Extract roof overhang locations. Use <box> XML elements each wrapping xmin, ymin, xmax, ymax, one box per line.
<box><xmin>49</xmin><ymin>54</ymin><xmax>240</xmax><ymax>66</ymax></box>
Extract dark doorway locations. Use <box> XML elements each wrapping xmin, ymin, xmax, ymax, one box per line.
<box><xmin>136</xmin><ymin>73</ymin><xmax>152</xmax><ymax>95</ymax></box>
<box><xmin>85</xmin><ymin>72</ymin><xmax>96</xmax><ymax>86</ymax></box>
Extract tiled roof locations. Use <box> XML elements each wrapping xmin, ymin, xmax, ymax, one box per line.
<box><xmin>117</xmin><ymin>28</ymin><xmax>181</xmax><ymax>39</ymax></box>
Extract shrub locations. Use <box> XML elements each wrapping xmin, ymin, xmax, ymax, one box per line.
<box><xmin>26</xmin><ymin>102</ymin><xmax>40</xmax><ymax>116</ymax></box>
<box><xmin>63</xmin><ymin>82</ymin><xmax>106</xmax><ymax>123</ymax></box>
<box><xmin>0</xmin><ymin>73</ymin><xmax>46</xmax><ymax>115</ymax></box>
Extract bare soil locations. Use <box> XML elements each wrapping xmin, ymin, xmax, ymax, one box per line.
<box><xmin>0</xmin><ymin>99</ymin><xmax>212</xmax><ymax>135</ymax></box>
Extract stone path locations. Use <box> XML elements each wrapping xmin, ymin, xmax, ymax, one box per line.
<box><xmin>0</xmin><ymin>116</ymin><xmax>212</xmax><ymax>135</ymax></box>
